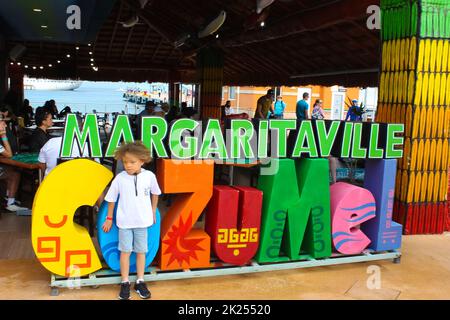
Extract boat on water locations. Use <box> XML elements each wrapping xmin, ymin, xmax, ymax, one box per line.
<box><xmin>123</xmin><ymin>89</ymin><xmax>164</xmax><ymax>105</ymax></box>
<box><xmin>24</xmin><ymin>77</ymin><xmax>83</xmax><ymax>91</ymax></box>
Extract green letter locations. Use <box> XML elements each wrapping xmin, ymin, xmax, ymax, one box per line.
<box><xmin>105</xmin><ymin>115</ymin><xmax>134</xmax><ymax>157</ymax></box>
<box><xmin>316</xmin><ymin>120</ymin><xmax>340</xmax><ymax>157</ymax></box>
<box><xmin>368</xmin><ymin>123</ymin><xmax>384</xmax><ymax>158</ymax></box>
<box><xmin>61</xmin><ymin>114</ymin><xmax>102</xmax><ymax>157</ymax></box>
<box><xmin>142</xmin><ymin>117</ymin><xmax>168</xmax><ymax>157</ymax></box>
<box><xmin>169</xmin><ymin>119</ymin><xmax>199</xmax><ymax>159</ymax></box>
<box><xmin>386</xmin><ymin>124</ymin><xmax>404</xmax><ymax>158</ymax></box>
<box><xmin>341</xmin><ymin>122</ymin><xmax>353</xmax><ymax>158</ymax></box>
<box><xmin>258</xmin><ymin>120</ymin><xmax>269</xmax><ymax>159</ymax></box>
<box><xmin>269</xmin><ymin>120</ymin><xmax>297</xmax><ymax>158</ymax></box>
<box><xmin>255</xmin><ymin>158</ymin><xmax>332</xmax><ymax>263</ymax></box>
<box><xmin>292</xmin><ymin>121</ymin><xmax>318</xmax><ymax>158</ymax></box>
<box><xmin>199</xmin><ymin>119</ymin><xmax>228</xmax><ymax>159</ymax></box>
<box><xmin>351</xmin><ymin>123</ymin><xmax>367</xmax><ymax>158</ymax></box>
<box><xmin>230</xmin><ymin>120</ymin><xmax>256</xmax><ymax>159</ymax></box>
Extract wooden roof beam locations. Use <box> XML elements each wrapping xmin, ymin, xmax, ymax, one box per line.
<box><xmin>78</xmin><ymin>62</ymin><xmax>194</xmax><ymax>72</ymax></box>
<box><xmin>122</xmin><ymin>0</ymin><xmax>177</xmax><ymax>46</ymax></box>
<box><xmin>223</xmin><ymin>0</ymin><xmax>374</xmax><ymax>47</ymax></box>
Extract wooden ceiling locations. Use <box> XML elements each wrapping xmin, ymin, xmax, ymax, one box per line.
<box><xmin>5</xmin><ymin>0</ymin><xmax>380</xmax><ymax>87</ymax></box>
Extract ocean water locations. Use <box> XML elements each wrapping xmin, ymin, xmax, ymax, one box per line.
<box><xmin>25</xmin><ymin>81</ymin><xmax>165</xmax><ymax>115</ymax></box>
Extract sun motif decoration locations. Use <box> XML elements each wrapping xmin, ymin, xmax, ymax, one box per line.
<box><xmin>162</xmin><ymin>212</ymin><xmax>205</xmax><ymax>267</ymax></box>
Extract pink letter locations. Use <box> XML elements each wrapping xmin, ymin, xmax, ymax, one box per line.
<box><xmin>330</xmin><ymin>182</ymin><xmax>376</xmax><ymax>254</ymax></box>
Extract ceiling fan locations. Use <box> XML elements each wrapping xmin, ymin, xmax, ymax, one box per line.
<box><xmin>174</xmin><ymin>11</ymin><xmax>227</xmax><ymax>48</ymax></box>
<box><xmin>118</xmin><ymin>0</ymin><xmax>150</xmax><ymax>28</ymax></box>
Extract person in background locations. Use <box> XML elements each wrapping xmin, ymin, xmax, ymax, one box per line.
<box><xmin>139</xmin><ymin>100</ymin><xmax>156</xmax><ymax>117</ymax></box>
<box><xmin>152</xmin><ymin>103</ymin><xmax>166</xmax><ymax>118</ymax></box>
<box><xmin>136</xmin><ymin>100</ymin><xmax>156</xmax><ymax>139</ymax></box>
<box><xmin>20</xmin><ymin>99</ymin><xmax>34</xmax><ymax>126</ymax></box>
<box><xmin>0</xmin><ymin>108</ymin><xmax>19</xmax><ymax>154</ymax></box>
<box><xmin>48</xmin><ymin>100</ymin><xmax>59</xmax><ymax>119</ymax></box>
<box><xmin>29</xmin><ymin>108</ymin><xmax>53</xmax><ymax>152</ymax></box>
<box><xmin>311</xmin><ymin>99</ymin><xmax>325</xmax><ymax>120</ymax></box>
<box><xmin>102</xmin><ymin>142</ymin><xmax>161</xmax><ymax>300</ymax></box>
<box><xmin>180</xmin><ymin>102</ymin><xmax>197</xmax><ymax>118</ymax></box>
<box><xmin>296</xmin><ymin>92</ymin><xmax>310</xmax><ymax>121</ymax></box>
<box><xmin>221</xmin><ymin>100</ymin><xmax>232</xmax><ymax>119</ymax></box>
<box><xmin>0</xmin><ymin>117</ymin><xmax>28</xmax><ymax>212</ymax></box>
<box><xmin>2</xmin><ymin>90</ymin><xmax>19</xmax><ymax>119</ymax></box>
<box><xmin>165</xmin><ymin>105</ymin><xmax>180</xmax><ymax>124</ymax></box>
<box><xmin>161</xmin><ymin>103</ymin><xmax>170</xmax><ymax>114</ymax></box>
<box><xmin>58</xmin><ymin>106</ymin><xmax>72</xmax><ymax>118</ymax></box>
<box><xmin>345</xmin><ymin>99</ymin><xmax>363</xmax><ymax>122</ymax></box>
<box><xmin>274</xmin><ymin>96</ymin><xmax>286</xmax><ymax>119</ymax></box>
<box><xmin>38</xmin><ymin>135</ymin><xmax>99</xmax><ymax>178</ymax></box>
<box><xmin>254</xmin><ymin>89</ymin><xmax>274</xmax><ymax>119</ymax></box>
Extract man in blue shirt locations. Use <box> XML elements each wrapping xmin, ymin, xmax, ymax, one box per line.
<box><xmin>345</xmin><ymin>99</ymin><xmax>363</xmax><ymax>122</ymax></box>
<box><xmin>296</xmin><ymin>92</ymin><xmax>310</xmax><ymax>120</ymax></box>
<box><xmin>274</xmin><ymin>96</ymin><xmax>286</xmax><ymax>119</ymax></box>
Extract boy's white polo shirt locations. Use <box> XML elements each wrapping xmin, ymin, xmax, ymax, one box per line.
<box><xmin>104</xmin><ymin>169</ymin><xmax>161</xmax><ymax>229</ymax></box>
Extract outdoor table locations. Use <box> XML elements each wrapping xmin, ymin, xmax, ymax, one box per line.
<box><xmin>0</xmin><ymin>154</ymin><xmax>42</xmax><ymax>216</ymax></box>
<box><xmin>0</xmin><ymin>153</ymin><xmax>43</xmax><ymax>184</ymax></box>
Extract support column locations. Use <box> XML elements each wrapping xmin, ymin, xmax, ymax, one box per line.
<box><xmin>377</xmin><ymin>0</ymin><xmax>450</xmax><ymax>234</ymax></box>
<box><xmin>9</xmin><ymin>64</ymin><xmax>24</xmax><ymax>109</ymax></box>
<box><xmin>0</xmin><ymin>35</ymin><xmax>8</xmax><ymax>103</ymax></box>
<box><xmin>173</xmin><ymin>83</ymin><xmax>180</xmax><ymax>108</ymax></box>
<box><xmin>197</xmin><ymin>47</ymin><xmax>224</xmax><ymax>120</ymax></box>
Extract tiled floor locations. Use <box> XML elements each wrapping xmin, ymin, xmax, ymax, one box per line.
<box><xmin>0</xmin><ymin>213</ymin><xmax>450</xmax><ymax>300</ymax></box>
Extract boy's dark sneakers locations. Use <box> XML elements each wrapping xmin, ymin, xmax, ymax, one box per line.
<box><xmin>134</xmin><ymin>281</ymin><xmax>151</xmax><ymax>299</ymax></box>
<box><xmin>118</xmin><ymin>282</ymin><xmax>131</xmax><ymax>300</ymax></box>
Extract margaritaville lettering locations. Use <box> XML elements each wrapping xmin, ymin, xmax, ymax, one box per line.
<box><xmin>60</xmin><ymin>114</ymin><xmax>405</xmax><ymax>160</ymax></box>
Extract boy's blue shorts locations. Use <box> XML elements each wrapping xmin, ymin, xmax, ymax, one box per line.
<box><xmin>118</xmin><ymin>228</ymin><xmax>148</xmax><ymax>253</ymax></box>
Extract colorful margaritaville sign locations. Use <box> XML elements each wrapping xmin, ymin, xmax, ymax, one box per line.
<box><xmin>32</xmin><ymin>114</ymin><xmax>405</xmax><ymax>277</ymax></box>
<box><xmin>60</xmin><ymin>114</ymin><xmax>405</xmax><ymax>159</ymax></box>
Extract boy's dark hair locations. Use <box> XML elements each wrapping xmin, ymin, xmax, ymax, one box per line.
<box><xmin>35</xmin><ymin>107</ymin><xmax>50</xmax><ymax>126</ymax></box>
<box><xmin>114</xmin><ymin>141</ymin><xmax>152</xmax><ymax>163</ymax></box>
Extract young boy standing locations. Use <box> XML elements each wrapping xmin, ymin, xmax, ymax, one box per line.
<box><xmin>102</xmin><ymin>142</ymin><xmax>161</xmax><ymax>300</ymax></box>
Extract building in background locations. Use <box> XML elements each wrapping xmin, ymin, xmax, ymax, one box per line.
<box><xmin>222</xmin><ymin>85</ymin><xmax>378</xmax><ymax>121</ymax></box>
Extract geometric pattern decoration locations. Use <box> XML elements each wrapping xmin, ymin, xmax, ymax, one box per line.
<box><xmin>205</xmin><ymin>185</ymin><xmax>262</xmax><ymax>265</ymax></box>
<box><xmin>32</xmin><ymin>159</ymin><xmax>113</xmax><ymax>277</ymax></box>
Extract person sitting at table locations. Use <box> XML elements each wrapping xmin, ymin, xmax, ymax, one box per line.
<box><xmin>0</xmin><ymin>108</ymin><xmax>20</xmax><ymax>154</ymax></box>
<box><xmin>0</xmin><ymin>118</ymin><xmax>28</xmax><ymax>212</ymax></box>
<box><xmin>38</xmin><ymin>115</ymin><xmax>100</xmax><ymax>178</ymax></box>
<box><xmin>38</xmin><ymin>136</ymin><xmax>84</xmax><ymax>177</ymax></box>
<box><xmin>58</xmin><ymin>106</ymin><xmax>72</xmax><ymax>118</ymax></box>
<box><xmin>44</xmin><ymin>100</ymin><xmax>59</xmax><ymax>119</ymax></box>
<box><xmin>28</xmin><ymin>108</ymin><xmax>53</xmax><ymax>153</ymax></box>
